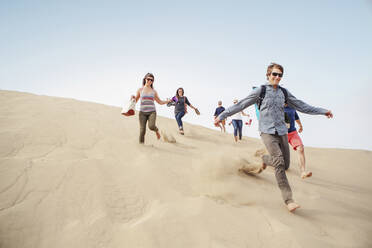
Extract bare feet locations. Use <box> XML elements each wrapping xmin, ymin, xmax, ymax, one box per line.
<box><xmin>287</xmin><ymin>202</ymin><xmax>301</xmax><ymax>212</ymax></box>
<box><xmin>262</xmin><ymin>162</ymin><xmax>267</xmax><ymax>170</ymax></box>
<box><xmin>178</xmin><ymin>127</ymin><xmax>184</xmax><ymax>135</ymax></box>
<box><xmin>156</xmin><ymin>131</ymin><xmax>161</xmax><ymax>140</ymax></box>
<box><xmin>301</xmin><ymin>171</ymin><xmax>312</xmax><ymax>179</ymax></box>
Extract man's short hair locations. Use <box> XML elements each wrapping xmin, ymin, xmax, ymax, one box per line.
<box><xmin>266</xmin><ymin>63</ymin><xmax>284</xmax><ymax>80</ymax></box>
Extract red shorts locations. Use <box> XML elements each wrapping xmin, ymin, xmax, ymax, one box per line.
<box><xmin>287</xmin><ymin>130</ymin><xmax>303</xmax><ymax>150</ymax></box>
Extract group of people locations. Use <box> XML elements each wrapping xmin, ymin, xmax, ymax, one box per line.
<box><xmin>132</xmin><ymin>73</ymin><xmax>199</xmax><ymax>143</ymax></box>
<box><xmin>129</xmin><ymin>63</ymin><xmax>333</xmax><ymax>212</ymax></box>
<box><xmin>214</xmin><ymin>99</ymin><xmax>251</xmax><ymax>142</ymax></box>
<box><xmin>214</xmin><ymin>63</ymin><xmax>333</xmax><ymax>212</ymax></box>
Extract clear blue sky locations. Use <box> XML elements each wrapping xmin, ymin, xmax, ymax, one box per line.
<box><xmin>1</xmin><ymin>0</ymin><xmax>371</xmax><ymax>150</ymax></box>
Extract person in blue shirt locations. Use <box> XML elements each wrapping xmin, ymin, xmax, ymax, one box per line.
<box><xmin>215</xmin><ymin>63</ymin><xmax>333</xmax><ymax>212</ymax></box>
<box><xmin>214</xmin><ymin>101</ymin><xmax>226</xmax><ymax>132</ymax></box>
<box><xmin>284</xmin><ymin>105</ymin><xmax>312</xmax><ymax>179</ymax></box>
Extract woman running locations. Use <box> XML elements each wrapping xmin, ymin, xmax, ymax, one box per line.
<box><xmin>134</xmin><ymin>73</ymin><xmax>169</xmax><ymax>143</ymax></box>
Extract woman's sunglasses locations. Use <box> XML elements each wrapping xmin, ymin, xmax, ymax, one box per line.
<box><xmin>146</xmin><ymin>78</ymin><xmax>154</xmax><ymax>82</ymax></box>
<box><xmin>271</xmin><ymin>72</ymin><xmax>283</xmax><ymax>78</ymax></box>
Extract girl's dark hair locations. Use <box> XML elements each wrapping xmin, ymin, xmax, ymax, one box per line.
<box><xmin>142</xmin><ymin>73</ymin><xmax>154</xmax><ymax>88</ymax></box>
<box><xmin>176</xmin><ymin>87</ymin><xmax>184</xmax><ymax>98</ymax></box>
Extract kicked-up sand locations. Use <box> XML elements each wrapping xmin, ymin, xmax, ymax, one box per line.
<box><xmin>0</xmin><ymin>90</ymin><xmax>371</xmax><ymax>248</ymax></box>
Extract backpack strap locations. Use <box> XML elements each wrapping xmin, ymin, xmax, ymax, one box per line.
<box><xmin>257</xmin><ymin>85</ymin><xmax>266</xmax><ymax>110</ymax></box>
<box><xmin>278</xmin><ymin>86</ymin><xmax>288</xmax><ymax>105</ymax></box>
<box><xmin>257</xmin><ymin>85</ymin><xmax>288</xmax><ymax>110</ymax></box>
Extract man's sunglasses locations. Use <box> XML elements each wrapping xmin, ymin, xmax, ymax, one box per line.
<box><xmin>271</xmin><ymin>72</ymin><xmax>283</xmax><ymax>78</ymax></box>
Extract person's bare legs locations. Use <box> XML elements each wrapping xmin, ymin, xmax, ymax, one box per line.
<box><xmin>296</xmin><ymin>145</ymin><xmax>312</xmax><ymax>179</ymax></box>
<box><xmin>222</xmin><ymin>123</ymin><xmax>226</xmax><ymax>133</ymax></box>
<box><xmin>287</xmin><ymin>202</ymin><xmax>301</xmax><ymax>212</ymax></box>
<box><xmin>219</xmin><ymin>123</ymin><xmax>223</xmax><ymax>132</ymax></box>
<box><xmin>215</xmin><ymin>117</ymin><xmax>224</xmax><ymax>132</ymax></box>
<box><xmin>155</xmin><ymin>131</ymin><xmax>161</xmax><ymax>139</ymax></box>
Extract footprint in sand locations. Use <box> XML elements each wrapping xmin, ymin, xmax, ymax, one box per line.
<box><xmin>103</xmin><ymin>183</ymin><xmax>148</xmax><ymax>224</ymax></box>
<box><xmin>161</xmin><ymin>131</ymin><xmax>176</xmax><ymax>143</ymax></box>
<box><xmin>97</xmin><ymin>165</ymin><xmax>148</xmax><ymax>224</ymax></box>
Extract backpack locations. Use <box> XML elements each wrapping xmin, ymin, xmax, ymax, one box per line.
<box><xmin>257</xmin><ymin>85</ymin><xmax>288</xmax><ymax>110</ymax></box>
<box><xmin>167</xmin><ymin>96</ymin><xmax>188</xmax><ymax>113</ymax></box>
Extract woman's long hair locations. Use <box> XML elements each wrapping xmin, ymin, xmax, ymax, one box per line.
<box><xmin>142</xmin><ymin>73</ymin><xmax>154</xmax><ymax>89</ymax></box>
<box><xmin>176</xmin><ymin>87</ymin><xmax>184</xmax><ymax>98</ymax></box>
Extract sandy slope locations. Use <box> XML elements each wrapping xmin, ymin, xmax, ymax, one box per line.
<box><xmin>0</xmin><ymin>90</ymin><xmax>371</xmax><ymax>248</ymax></box>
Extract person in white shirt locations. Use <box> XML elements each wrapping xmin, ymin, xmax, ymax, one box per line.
<box><xmin>228</xmin><ymin>99</ymin><xmax>249</xmax><ymax>142</ymax></box>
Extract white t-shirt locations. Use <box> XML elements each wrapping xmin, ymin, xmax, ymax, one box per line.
<box><xmin>231</xmin><ymin>111</ymin><xmax>243</xmax><ymax>120</ymax></box>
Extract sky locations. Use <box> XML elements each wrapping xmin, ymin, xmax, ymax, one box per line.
<box><xmin>1</xmin><ymin>0</ymin><xmax>371</xmax><ymax>150</ymax></box>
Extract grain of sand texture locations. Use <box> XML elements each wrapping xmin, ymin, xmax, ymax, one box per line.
<box><xmin>0</xmin><ymin>90</ymin><xmax>371</xmax><ymax>248</ymax></box>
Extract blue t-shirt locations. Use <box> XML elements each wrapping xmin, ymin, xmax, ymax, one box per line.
<box><xmin>214</xmin><ymin>106</ymin><xmax>225</xmax><ymax>116</ymax></box>
<box><xmin>284</xmin><ymin>106</ymin><xmax>299</xmax><ymax>133</ymax></box>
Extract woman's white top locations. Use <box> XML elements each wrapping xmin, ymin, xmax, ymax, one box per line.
<box><xmin>231</xmin><ymin>111</ymin><xmax>243</xmax><ymax>120</ymax></box>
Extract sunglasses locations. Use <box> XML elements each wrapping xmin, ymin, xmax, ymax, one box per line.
<box><xmin>146</xmin><ymin>78</ymin><xmax>154</xmax><ymax>82</ymax></box>
<box><xmin>271</xmin><ymin>72</ymin><xmax>283</xmax><ymax>78</ymax></box>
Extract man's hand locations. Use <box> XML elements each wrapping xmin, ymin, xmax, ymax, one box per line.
<box><xmin>298</xmin><ymin>126</ymin><xmax>303</xmax><ymax>133</ymax></box>
<box><xmin>214</xmin><ymin>117</ymin><xmax>221</xmax><ymax>126</ymax></box>
<box><xmin>325</xmin><ymin>110</ymin><xmax>333</xmax><ymax>118</ymax></box>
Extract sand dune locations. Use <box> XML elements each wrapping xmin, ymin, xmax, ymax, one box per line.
<box><xmin>0</xmin><ymin>90</ymin><xmax>371</xmax><ymax>248</ymax></box>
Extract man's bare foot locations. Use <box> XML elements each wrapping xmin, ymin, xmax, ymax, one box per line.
<box><xmin>287</xmin><ymin>202</ymin><xmax>301</xmax><ymax>212</ymax></box>
<box><xmin>156</xmin><ymin>131</ymin><xmax>161</xmax><ymax>140</ymax></box>
<box><xmin>262</xmin><ymin>162</ymin><xmax>267</xmax><ymax>170</ymax></box>
<box><xmin>301</xmin><ymin>171</ymin><xmax>312</xmax><ymax>179</ymax></box>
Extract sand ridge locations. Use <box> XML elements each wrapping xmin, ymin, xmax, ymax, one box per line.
<box><xmin>0</xmin><ymin>90</ymin><xmax>371</xmax><ymax>248</ymax></box>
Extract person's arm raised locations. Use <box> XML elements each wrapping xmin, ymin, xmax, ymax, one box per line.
<box><xmin>287</xmin><ymin>89</ymin><xmax>333</xmax><ymax>118</ymax></box>
<box><xmin>241</xmin><ymin>110</ymin><xmax>249</xmax><ymax>116</ymax></box>
<box><xmin>216</xmin><ymin>88</ymin><xmax>260</xmax><ymax>124</ymax></box>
